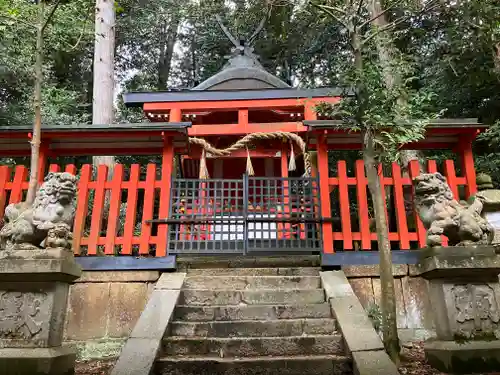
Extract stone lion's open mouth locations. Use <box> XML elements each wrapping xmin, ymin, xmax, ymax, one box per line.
<box><xmin>415</xmin><ymin>182</ymin><xmax>438</xmax><ymax>194</ymax></box>
<box><xmin>59</xmin><ymin>185</ymin><xmax>76</xmax><ymax>196</ymax></box>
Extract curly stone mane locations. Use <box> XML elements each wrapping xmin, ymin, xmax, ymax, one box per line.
<box><xmin>413</xmin><ymin>172</ymin><xmax>494</xmax><ymax>247</ymax></box>
<box><xmin>0</xmin><ymin>172</ymin><xmax>78</xmax><ymax>250</ymax></box>
<box><xmin>414</xmin><ymin>173</ymin><xmax>454</xmax><ymax>208</ymax></box>
<box><xmin>33</xmin><ymin>172</ymin><xmax>77</xmax><ymax>208</ymax></box>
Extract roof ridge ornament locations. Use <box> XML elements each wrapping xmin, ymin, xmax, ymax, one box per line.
<box><xmin>215</xmin><ymin>14</ymin><xmax>267</xmax><ymax>60</ymax></box>
<box><xmin>192</xmin><ymin>11</ymin><xmax>291</xmax><ymax>90</ymax></box>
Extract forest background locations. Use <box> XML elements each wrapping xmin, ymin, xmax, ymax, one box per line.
<box><xmin>1</xmin><ymin>0</ymin><xmax>500</xmax><ymax>180</ymax></box>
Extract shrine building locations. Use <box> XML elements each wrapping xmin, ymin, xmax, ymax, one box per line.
<box><xmin>0</xmin><ymin>30</ymin><xmax>487</xmax><ymax>269</ymax></box>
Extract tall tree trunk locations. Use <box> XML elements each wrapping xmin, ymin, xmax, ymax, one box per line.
<box><xmin>364</xmin><ymin>134</ymin><xmax>400</xmax><ymax>363</ymax></box>
<box><xmin>158</xmin><ymin>19</ymin><xmax>180</xmax><ymax>89</ymax></box>
<box><xmin>26</xmin><ymin>1</ymin><xmax>45</xmax><ymax>206</ymax></box>
<box><xmin>92</xmin><ymin>0</ymin><xmax>115</xmax><ymax>173</ymax></box>
<box><xmin>494</xmin><ymin>41</ymin><xmax>500</xmax><ymax>75</ymax></box>
<box><xmin>191</xmin><ymin>34</ymin><xmax>197</xmax><ymax>86</ymax></box>
<box><xmin>351</xmin><ymin>9</ymin><xmax>400</xmax><ymax>363</ymax></box>
<box><xmin>368</xmin><ymin>0</ymin><xmax>424</xmax><ymax>172</ymax></box>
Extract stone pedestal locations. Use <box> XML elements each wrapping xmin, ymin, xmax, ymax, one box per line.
<box><xmin>0</xmin><ymin>248</ymin><xmax>81</xmax><ymax>375</ymax></box>
<box><xmin>474</xmin><ymin>188</ymin><xmax>500</xmax><ymax>245</ymax></box>
<box><xmin>417</xmin><ymin>246</ymin><xmax>500</xmax><ymax>373</ymax></box>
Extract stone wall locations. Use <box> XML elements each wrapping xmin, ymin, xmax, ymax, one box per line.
<box><xmin>344</xmin><ymin>265</ymin><xmax>436</xmax><ymax>342</ymax></box>
<box><xmin>63</xmin><ymin>271</ymin><xmax>160</xmax><ymax>360</ymax></box>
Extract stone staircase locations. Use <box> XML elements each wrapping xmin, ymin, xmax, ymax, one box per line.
<box><xmin>155</xmin><ymin>267</ymin><xmax>353</xmax><ymax>375</ymax></box>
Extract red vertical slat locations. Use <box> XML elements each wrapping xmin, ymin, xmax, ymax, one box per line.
<box><xmin>459</xmin><ymin>137</ymin><xmax>477</xmax><ymax>197</ymax></box>
<box><xmin>87</xmin><ymin>165</ymin><xmax>108</xmax><ymax>255</ymax></box>
<box><xmin>65</xmin><ymin>164</ymin><xmax>77</xmax><ymax>175</ymax></box>
<box><xmin>157</xmin><ymin>137</ymin><xmax>175</xmax><ymax>256</ymax></box>
<box><xmin>122</xmin><ymin>164</ymin><xmax>140</xmax><ymax>255</ymax></box>
<box><xmin>338</xmin><ymin>161</ymin><xmax>352</xmax><ymax>250</ymax></box>
<box><xmin>427</xmin><ymin>160</ymin><xmax>438</xmax><ymax>173</ymax></box>
<box><xmin>139</xmin><ymin>164</ymin><xmax>157</xmax><ymax>254</ymax></box>
<box><xmin>377</xmin><ymin>164</ymin><xmax>389</xmax><ymax>225</ymax></box>
<box><xmin>73</xmin><ymin>165</ymin><xmax>92</xmax><ymax>255</ymax></box>
<box><xmin>409</xmin><ymin>160</ymin><xmax>426</xmax><ymax>248</ymax></box>
<box><xmin>38</xmin><ymin>145</ymin><xmax>48</xmax><ymax>183</ymax></box>
<box><xmin>443</xmin><ymin>160</ymin><xmax>460</xmax><ymax>200</ymax></box>
<box><xmin>355</xmin><ymin>160</ymin><xmax>371</xmax><ymax>250</ymax></box>
<box><xmin>392</xmin><ymin>163</ymin><xmax>410</xmax><ymax>249</ymax></box>
<box><xmin>238</xmin><ymin>109</ymin><xmax>249</xmax><ymax>132</ymax></box>
<box><xmin>105</xmin><ymin>165</ymin><xmax>124</xmax><ymax>255</ymax></box>
<box><xmin>316</xmin><ymin>134</ymin><xmax>334</xmax><ymax>253</ymax></box>
<box><xmin>0</xmin><ymin>166</ymin><xmax>11</xmax><ymax>216</ymax></box>
<box><xmin>48</xmin><ymin>164</ymin><xmax>61</xmax><ymax>173</ymax></box>
<box><xmin>10</xmin><ymin>165</ymin><xmax>28</xmax><ymax>204</ymax></box>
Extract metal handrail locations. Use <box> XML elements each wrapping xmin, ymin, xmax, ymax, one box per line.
<box><xmin>146</xmin><ymin>217</ymin><xmax>326</xmax><ymax>225</ymax></box>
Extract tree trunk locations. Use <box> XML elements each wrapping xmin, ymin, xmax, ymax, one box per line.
<box><xmin>364</xmin><ymin>133</ymin><xmax>401</xmax><ymax>363</ymax></box>
<box><xmin>367</xmin><ymin>0</ymin><xmax>425</xmax><ymax>171</ymax></box>
<box><xmin>191</xmin><ymin>34</ymin><xmax>197</xmax><ymax>86</ymax></box>
<box><xmin>158</xmin><ymin>18</ymin><xmax>180</xmax><ymax>89</ymax></box>
<box><xmin>26</xmin><ymin>1</ymin><xmax>45</xmax><ymax>206</ymax></box>
<box><xmin>494</xmin><ymin>41</ymin><xmax>500</xmax><ymax>76</ymax></box>
<box><xmin>92</xmin><ymin>0</ymin><xmax>115</xmax><ymax>173</ymax></box>
<box><xmin>351</xmin><ymin>7</ymin><xmax>400</xmax><ymax>363</ymax></box>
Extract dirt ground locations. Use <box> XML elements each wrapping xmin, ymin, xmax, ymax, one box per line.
<box><xmin>399</xmin><ymin>342</ymin><xmax>500</xmax><ymax>375</ymax></box>
<box><xmin>74</xmin><ymin>342</ymin><xmax>500</xmax><ymax>375</ymax></box>
<box><xmin>75</xmin><ymin>358</ymin><xmax>116</xmax><ymax>375</ymax></box>
<box><xmin>399</xmin><ymin>342</ymin><xmax>448</xmax><ymax>375</ymax></box>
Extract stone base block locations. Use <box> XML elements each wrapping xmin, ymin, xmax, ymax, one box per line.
<box><xmin>424</xmin><ymin>340</ymin><xmax>500</xmax><ymax>374</ymax></box>
<box><xmin>0</xmin><ymin>345</ymin><xmax>76</xmax><ymax>375</ymax></box>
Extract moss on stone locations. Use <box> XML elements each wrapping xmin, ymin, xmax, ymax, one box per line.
<box><xmin>454</xmin><ymin>332</ymin><xmax>498</xmax><ymax>344</ymax></box>
<box><xmin>73</xmin><ymin>339</ymin><xmax>125</xmax><ymax>361</ymax></box>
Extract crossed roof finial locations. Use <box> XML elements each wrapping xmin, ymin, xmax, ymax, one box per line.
<box><xmin>215</xmin><ymin>14</ymin><xmax>267</xmax><ymax>56</ymax></box>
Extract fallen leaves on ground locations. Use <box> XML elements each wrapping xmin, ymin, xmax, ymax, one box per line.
<box><xmin>75</xmin><ymin>358</ymin><xmax>116</xmax><ymax>375</ymax></box>
<box><xmin>399</xmin><ymin>342</ymin><xmax>500</xmax><ymax>375</ymax></box>
<box><xmin>399</xmin><ymin>342</ymin><xmax>446</xmax><ymax>375</ymax></box>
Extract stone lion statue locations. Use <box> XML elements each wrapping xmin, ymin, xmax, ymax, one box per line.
<box><xmin>413</xmin><ymin>172</ymin><xmax>494</xmax><ymax>247</ymax></box>
<box><xmin>0</xmin><ymin>172</ymin><xmax>77</xmax><ymax>250</ymax></box>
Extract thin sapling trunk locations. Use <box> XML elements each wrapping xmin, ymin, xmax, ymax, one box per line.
<box><xmin>26</xmin><ymin>1</ymin><xmax>45</xmax><ymax>206</ymax></box>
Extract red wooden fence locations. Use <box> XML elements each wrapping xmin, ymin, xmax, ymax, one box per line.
<box><xmin>0</xmin><ymin>163</ymin><xmax>169</xmax><ymax>256</ymax></box>
<box><xmin>0</xmin><ymin>159</ymin><xmax>474</xmax><ymax>256</ymax></box>
<box><xmin>328</xmin><ymin>159</ymin><xmax>472</xmax><ymax>251</ymax></box>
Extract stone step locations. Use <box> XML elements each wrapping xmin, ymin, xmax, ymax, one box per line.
<box><xmin>176</xmin><ymin>255</ymin><xmax>321</xmax><ymax>270</ymax></box>
<box><xmin>187</xmin><ymin>267</ymin><xmax>320</xmax><ymax>277</ymax></box>
<box><xmin>170</xmin><ymin>318</ymin><xmax>337</xmax><ymax>337</ymax></box>
<box><xmin>179</xmin><ymin>289</ymin><xmax>325</xmax><ymax>306</ymax></box>
<box><xmin>155</xmin><ymin>354</ymin><xmax>352</xmax><ymax>375</ymax></box>
<box><xmin>173</xmin><ymin>303</ymin><xmax>333</xmax><ymax>322</ymax></box>
<box><xmin>162</xmin><ymin>334</ymin><xmax>344</xmax><ymax>357</ymax></box>
<box><xmin>183</xmin><ymin>276</ymin><xmax>321</xmax><ymax>290</ymax></box>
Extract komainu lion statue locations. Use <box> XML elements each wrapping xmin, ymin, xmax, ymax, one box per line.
<box><xmin>0</xmin><ymin>172</ymin><xmax>77</xmax><ymax>250</ymax></box>
<box><xmin>413</xmin><ymin>172</ymin><xmax>494</xmax><ymax>247</ymax></box>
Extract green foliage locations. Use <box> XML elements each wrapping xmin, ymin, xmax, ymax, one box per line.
<box><xmin>0</xmin><ymin>0</ymin><xmax>499</xmax><ymax>184</ymax></box>
<box><xmin>315</xmin><ymin>40</ymin><xmax>442</xmax><ymax>162</ymax></box>
<box><xmin>366</xmin><ymin>302</ymin><xmax>382</xmax><ymax>332</ymax></box>
<box><xmin>0</xmin><ymin>0</ymin><xmax>93</xmax><ymax>127</ymax></box>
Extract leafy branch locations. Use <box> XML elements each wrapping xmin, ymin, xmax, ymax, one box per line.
<box><xmin>41</xmin><ymin>0</ymin><xmax>62</xmax><ymax>33</ymax></box>
<box><xmin>361</xmin><ymin>0</ymin><xmax>440</xmax><ymax>45</ymax></box>
<box><xmin>0</xmin><ymin>14</ymin><xmax>36</xmax><ymax>29</ymax></box>
<box><xmin>357</xmin><ymin>0</ymin><xmax>404</xmax><ymax>30</ymax></box>
<box><xmin>310</xmin><ymin>2</ymin><xmax>349</xmax><ymax>29</ymax></box>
